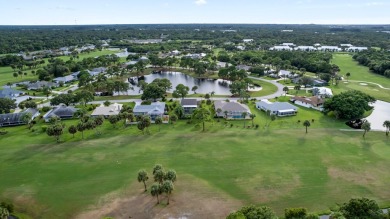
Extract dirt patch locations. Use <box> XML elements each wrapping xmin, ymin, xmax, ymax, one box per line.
<box><xmin>241</xmin><ymin>174</ymin><xmax>301</xmax><ymax>203</ymax></box>
<box><xmin>75</xmin><ymin>176</ymin><xmax>243</xmax><ymax>219</ymax></box>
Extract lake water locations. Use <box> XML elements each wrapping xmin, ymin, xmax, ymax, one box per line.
<box><xmin>365</xmin><ymin>100</ymin><xmax>390</xmax><ymax>131</ymax></box>
<box><xmin>125</xmin><ymin>72</ymin><xmax>235</xmax><ymax>95</ymax></box>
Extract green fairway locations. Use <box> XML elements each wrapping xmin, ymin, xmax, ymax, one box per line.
<box><xmin>332</xmin><ymin>53</ymin><xmax>390</xmax><ymax>88</ymax></box>
<box><xmin>1</xmin><ymin>103</ymin><xmax>390</xmax><ymax>218</ymax></box>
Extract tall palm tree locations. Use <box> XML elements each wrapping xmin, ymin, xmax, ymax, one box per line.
<box><xmin>303</xmin><ymin>120</ymin><xmax>311</xmax><ymax>133</ymax></box>
<box><xmin>283</xmin><ymin>86</ymin><xmax>289</xmax><ymax>96</ymax></box>
<box><xmin>346</xmin><ymin>72</ymin><xmax>351</xmax><ymax>81</ymax></box>
<box><xmin>137</xmin><ymin>170</ymin><xmax>149</xmax><ymax>192</ymax></box>
<box><xmin>155</xmin><ymin>116</ymin><xmax>163</xmax><ymax>131</ymax></box>
<box><xmin>383</xmin><ymin>120</ymin><xmax>390</xmax><ymax>137</ymax></box>
<box><xmin>362</xmin><ymin>121</ymin><xmax>371</xmax><ymax>139</ymax></box>
<box><xmin>162</xmin><ymin>180</ymin><xmax>174</xmax><ymax>205</ymax></box>
<box><xmin>151</xmin><ymin>183</ymin><xmax>162</xmax><ymax>204</ymax></box>
<box><xmin>250</xmin><ymin>114</ymin><xmax>256</xmax><ymax>126</ymax></box>
<box><xmin>294</xmin><ymin>85</ymin><xmax>301</xmax><ymax>95</ymax></box>
<box><xmin>242</xmin><ymin>112</ymin><xmax>248</xmax><ymax>127</ymax></box>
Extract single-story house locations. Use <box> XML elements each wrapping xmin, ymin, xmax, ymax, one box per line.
<box><xmin>0</xmin><ymin>88</ymin><xmax>24</xmax><ymax>99</ymax></box>
<box><xmin>214</xmin><ymin>100</ymin><xmax>251</xmax><ymax>119</ymax></box>
<box><xmin>0</xmin><ymin>108</ymin><xmax>40</xmax><ymax>127</ymax></box>
<box><xmin>312</xmin><ymin>87</ymin><xmax>333</xmax><ymax>98</ymax></box>
<box><xmin>340</xmin><ymin>44</ymin><xmax>353</xmax><ymax>47</ymax></box>
<box><xmin>236</xmin><ymin>65</ymin><xmax>252</xmax><ymax>72</ymax></box>
<box><xmin>133</xmin><ymin>102</ymin><xmax>166</xmax><ymax>122</ymax></box>
<box><xmin>53</xmin><ymin>75</ymin><xmax>76</xmax><ymax>84</ymax></box>
<box><xmin>181</xmin><ymin>99</ymin><xmax>198</xmax><ymax>116</ymax></box>
<box><xmin>278</xmin><ymin>70</ymin><xmax>293</xmax><ymax>78</ymax></box>
<box><xmin>216</xmin><ymin>61</ymin><xmax>231</xmax><ymax>69</ymax></box>
<box><xmin>290</xmin><ymin>96</ymin><xmax>324</xmax><ymax>111</ymax></box>
<box><xmin>256</xmin><ymin>100</ymin><xmax>298</xmax><ymax>117</ymax></box>
<box><xmin>27</xmin><ymin>81</ymin><xmax>59</xmax><ymax>90</ymax></box>
<box><xmin>312</xmin><ymin>79</ymin><xmax>328</xmax><ymax>87</ymax></box>
<box><xmin>43</xmin><ymin>105</ymin><xmax>77</xmax><ymax>122</ymax></box>
<box><xmin>91</xmin><ymin>103</ymin><xmax>123</xmax><ymax>118</ymax></box>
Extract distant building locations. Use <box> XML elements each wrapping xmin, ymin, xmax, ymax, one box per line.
<box><xmin>294</xmin><ymin>46</ymin><xmax>317</xmax><ymax>51</ymax></box>
<box><xmin>281</xmin><ymin>30</ymin><xmax>294</xmax><ymax>32</ymax></box>
<box><xmin>0</xmin><ymin>88</ymin><xmax>24</xmax><ymax>99</ymax></box>
<box><xmin>340</xmin><ymin>44</ymin><xmax>353</xmax><ymax>47</ymax></box>
<box><xmin>53</xmin><ymin>75</ymin><xmax>76</xmax><ymax>84</ymax></box>
<box><xmin>236</xmin><ymin>45</ymin><xmax>246</xmax><ymax>51</ymax></box>
<box><xmin>236</xmin><ymin>65</ymin><xmax>252</xmax><ymax>72</ymax></box>
<box><xmin>346</xmin><ymin>47</ymin><xmax>368</xmax><ymax>52</ymax></box>
<box><xmin>256</xmin><ymin>100</ymin><xmax>298</xmax><ymax>117</ymax></box>
<box><xmin>278</xmin><ymin>70</ymin><xmax>293</xmax><ymax>78</ymax></box>
<box><xmin>318</xmin><ymin>46</ymin><xmax>342</xmax><ymax>52</ymax></box>
<box><xmin>216</xmin><ymin>61</ymin><xmax>232</xmax><ymax>69</ymax></box>
<box><xmin>269</xmin><ymin>46</ymin><xmax>293</xmax><ymax>51</ymax></box>
<box><xmin>243</xmin><ymin>39</ymin><xmax>254</xmax><ymax>43</ymax></box>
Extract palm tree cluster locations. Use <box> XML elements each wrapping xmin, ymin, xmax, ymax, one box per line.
<box><xmin>137</xmin><ymin>164</ymin><xmax>177</xmax><ymax>205</ymax></box>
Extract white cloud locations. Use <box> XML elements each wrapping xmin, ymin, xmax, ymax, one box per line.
<box><xmin>195</xmin><ymin>0</ymin><xmax>207</xmax><ymax>5</ymax></box>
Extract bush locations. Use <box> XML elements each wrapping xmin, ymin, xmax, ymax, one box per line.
<box><xmin>206</xmin><ymin>99</ymin><xmax>212</xmax><ymax>105</ymax></box>
<box><xmin>255</xmin><ymin>124</ymin><xmax>259</xmax><ymax>129</ymax></box>
<box><xmin>0</xmin><ymin>201</ymin><xmax>14</xmax><ymax>213</ymax></box>
<box><xmin>141</xmin><ymin>100</ymin><xmax>152</xmax><ymax>105</ymax></box>
<box><xmin>41</xmin><ymin>106</ymin><xmax>51</xmax><ymax>113</ymax></box>
<box><xmin>305</xmin><ymin>213</ymin><xmax>319</xmax><ymax>219</ymax></box>
<box><xmin>41</xmin><ymin>126</ymin><xmax>48</xmax><ymax>132</ymax></box>
<box><xmin>230</xmin><ymin>124</ymin><xmax>233</xmax><ymax>128</ymax></box>
<box><xmin>285</xmin><ymin>207</ymin><xmax>307</xmax><ymax>219</ymax></box>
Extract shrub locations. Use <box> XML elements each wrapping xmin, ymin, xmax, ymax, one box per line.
<box><xmin>206</xmin><ymin>99</ymin><xmax>212</xmax><ymax>105</ymax></box>
<box><xmin>41</xmin><ymin>106</ymin><xmax>51</xmax><ymax>113</ymax></box>
<box><xmin>305</xmin><ymin>213</ymin><xmax>319</xmax><ymax>219</ymax></box>
<box><xmin>230</xmin><ymin>124</ymin><xmax>233</xmax><ymax>128</ymax></box>
<box><xmin>285</xmin><ymin>207</ymin><xmax>307</xmax><ymax>219</ymax></box>
<box><xmin>41</xmin><ymin>126</ymin><xmax>48</xmax><ymax>132</ymax></box>
<box><xmin>255</xmin><ymin>124</ymin><xmax>259</xmax><ymax>129</ymax></box>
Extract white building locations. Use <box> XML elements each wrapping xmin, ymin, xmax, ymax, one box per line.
<box><xmin>346</xmin><ymin>47</ymin><xmax>368</xmax><ymax>52</ymax></box>
<box><xmin>269</xmin><ymin>46</ymin><xmax>293</xmax><ymax>51</ymax></box>
<box><xmin>312</xmin><ymin>87</ymin><xmax>333</xmax><ymax>98</ymax></box>
<box><xmin>243</xmin><ymin>39</ymin><xmax>254</xmax><ymax>43</ymax></box>
<box><xmin>318</xmin><ymin>46</ymin><xmax>342</xmax><ymax>52</ymax></box>
<box><xmin>295</xmin><ymin>46</ymin><xmax>317</xmax><ymax>51</ymax></box>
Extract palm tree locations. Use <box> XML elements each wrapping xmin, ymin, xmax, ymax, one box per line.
<box><xmin>224</xmin><ymin>110</ymin><xmax>229</xmax><ymax>119</ymax></box>
<box><xmin>303</xmin><ymin>120</ymin><xmax>311</xmax><ymax>133</ymax></box>
<box><xmin>191</xmin><ymin>86</ymin><xmax>198</xmax><ymax>94</ymax></box>
<box><xmin>170</xmin><ymin>114</ymin><xmax>178</xmax><ymax>127</ymax></box>
<box><xmin>242</xmin><ymin>112</ymin><xmax>248</xmax><ymax>128</ymax></box>
<box><xmin>162</xmin><ymin>180</ymin><xmax>174</xmax><ymax>205</ymax></box>
<box><xmin>137</xmin><ymin>170</ymin><xmax>149</xmax><ymax>192</ymax></box>
<box><xmin>0</xmin><ymin>206</ymin><xmax>9</xmax><ymax>219</ymax></box>
<box><xmin>346</xmin><ymin>72</ymin><xmax>351</xmax><ymax>81</ymax></box>
<box><xmin>362</xmin><ymin>121</ymin><xmax>371</xmax><ymax>139</ymax></box>
<box><xmin>155</xmin><ymin>116</ymin><xmax>163</xmax><ymax>131</ymax></box>
<box><xmin>154</xmin><ymin>170</ymin><xmax>165</xmax><ymax>185</ymax></box>
<box><xmin>164</xmin><ymin>170</ymin><xmax>177</xmax><ymax>183</ymax></box>
<box><xmin>250</xmin><ymin>114</ymin><xmax>256</xmax><ymax>126</ymax></box>
<box><xmin>294</xmin><ymin>85</ymin><xmax>301</xmax><ymax>95</ymax></box>
<box><xmin>283</xmin><ymin>86</ymin><xmax>289</xmax><ymax>96</ymax></box>
<box><xmin>151</xmin><ymin>183</ymin><xmax>162</xmax><ymax>204</ymax></box>
<box><xmin>383</xmin><ymin>120</ymin><xmax>390</xmax><ymax>137</ymax></box>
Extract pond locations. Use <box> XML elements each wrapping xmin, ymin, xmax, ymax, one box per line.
<box><xmin>365</xmin><ymin>100</ymin><xmax>390</xmax><ymax>131</ymax></box>
<box><xmin>123</xmin><ymin>72</ymin><xmax>261</xmax><ymax>95</ymax></box>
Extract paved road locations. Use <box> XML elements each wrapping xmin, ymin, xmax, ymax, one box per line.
<box><xmin>248</xmin><ymin>76</ymin><xmax>285</xmax><ymax>99</ymax></box>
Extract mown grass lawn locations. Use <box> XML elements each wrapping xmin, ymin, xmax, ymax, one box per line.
<box><xmin>332</xmin><ymin>53</ymin><xmax>390</xmax><ymax>88</ymax></box>
<box><xmin>1</xmin><ymin>103</ymin><xmax>390</xmax><ymax>218</ymax></box>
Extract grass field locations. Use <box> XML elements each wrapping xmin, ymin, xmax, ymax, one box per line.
<box><xmin>0</xmin><ymin>50</ymin><xmax>118</xmax><ymax>86</ymax></box>
<box><xmin>2</xmin><ymin>102</ymin><xmax>390</xmax><ymax>218</ymax></box>
<box><xmin>332</xmin><ymin>54</ymin><xmax>390</xmax><ymax>88</ymax></box>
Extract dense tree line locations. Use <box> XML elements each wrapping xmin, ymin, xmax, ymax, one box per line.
<box><xmin>353</xmin><ymin>50</ymin><xmax>390</xmax><ymax>77</ymax></box>
<box><xmin>0</xmin><ymin>24</ymin><xmax>389</xmax><ymax>54</ymax></box>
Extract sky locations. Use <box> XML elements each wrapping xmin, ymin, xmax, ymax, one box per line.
<box><xmin>1</xmin><ymin>0</ymin><xmax>389</xmax><ymax>25</ymax></box>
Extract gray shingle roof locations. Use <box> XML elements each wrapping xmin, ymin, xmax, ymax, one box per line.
<box><xmin>133</xmin><ymin>102</ymin><xmax>165</xmax><ymax>114</ymax></box>
<box><xmin>181</xmin><ymin>99</ymin><xmax>198</xmax><ymax>106</ymax></box>
<box><xmin>256</xmin><ymin>101</ymin><xmax>297</xmax><ymax>112</ymax></box>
